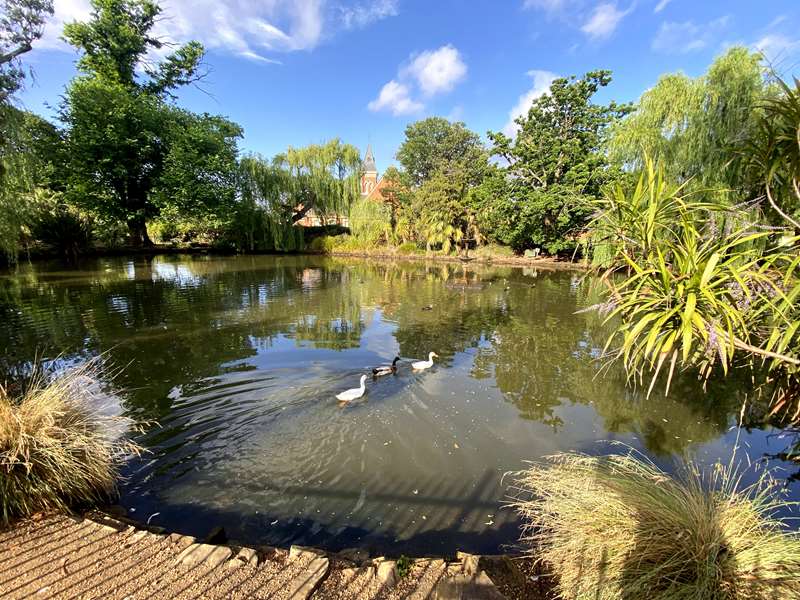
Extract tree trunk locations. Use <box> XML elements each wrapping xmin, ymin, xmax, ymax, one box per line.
<box><xmin>127</xmin><ymin>215</ymin><xmax>153</xmax><ymax>247</ymax></box>
<box><xmin>291</xmin><ymin>202</ymin><xmax>314</xmax><ymax>224</ymax></box>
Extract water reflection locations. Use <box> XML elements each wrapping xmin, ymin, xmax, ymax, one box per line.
<box><xmin>0</xmin><ymin>254</ymin><xmax>796</xmax><ymax>554</ymax></box>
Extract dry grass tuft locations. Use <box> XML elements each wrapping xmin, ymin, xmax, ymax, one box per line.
<box><xmin>512</xmin><ymin>450</ymin><xmax>800</xmax><ymax>600</ymax></box>
<box><xmin>0</xmin><ymin>361</ymin><xmax>142</xmax><ymax>525</ymax></box>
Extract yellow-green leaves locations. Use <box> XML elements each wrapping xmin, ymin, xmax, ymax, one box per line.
<box><xmin>592</xmin><ymin>157</ymin><xmax>800</xmax><ymax>412</ymax></box>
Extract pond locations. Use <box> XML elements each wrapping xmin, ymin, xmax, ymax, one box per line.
<box><xmin>1</xmin><ymin>254</ymin><xmax>797</xmax><ymax>556</ymax></box>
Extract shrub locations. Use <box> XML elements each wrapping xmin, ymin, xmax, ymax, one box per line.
<box><xmin>474</xmin><ymin>243</ymin><xmax>515</xmax><ymax>258</ymax></box>
<box><xmin>513</xmin><ymin>450</ymin><xmax>800</xmax><ymax>600</ymax></box>
<box><xmin>0</xmin><ymin>362</ymin><xmax>142</xmax><ymax>525</ymax></box>
<box><xmin>397</xmin><ymin>242</ymin><xmax>419</xmax><ymax>255</ymax></box>
<box><xmin>30</xmin><ymin>192</ymin><xmax>93</xmax><ymax>258</ymax></box>
<box><xmin>308</xmin><ymin>235</ymin><xmax>338</xmax><ymax>253</ymax></box>
<box><xmin>350</xmin><ymin>197</ymin><xmax>391</xmax><ymax>245</ymax></box>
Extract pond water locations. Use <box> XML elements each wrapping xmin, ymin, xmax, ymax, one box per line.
<box><xmin>1</xmin><ymin>254</ymin><xmax>797</xmax><ymax>556</ymax></box>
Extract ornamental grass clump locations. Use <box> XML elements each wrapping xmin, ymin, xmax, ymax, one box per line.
<box><xmin>0</xmin><ymin>362</ymin><xmax>142</xmax><ymax>525</ymax></box>
<box><xmin>513</xmin><ymin>450</ymin><xmax>800</xmax><ymax>600</ymax></box>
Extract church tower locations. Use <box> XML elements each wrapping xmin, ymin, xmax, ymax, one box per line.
<box><xmin>361</xmin><ymin>144</ymin><xmax>378</xmax><ymax>196</ymax></box>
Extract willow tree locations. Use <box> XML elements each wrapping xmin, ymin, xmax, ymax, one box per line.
<box><xmin>236</xmin><ymin>139</ymin><xmax>362</xmax><ymax>251</ymax></box>
<box><xmin>0</xmin><ymin>0</ymin><xmax>54</xmax><ymax>260</ymax></box>
<box><xmin>0</xmin><ymin>0</ymin><xmax>53</xmax><ymax>102</ymax></box>
<box><xmin>610</xmin><ymin>47</ymin><xmax>767</xmax><ymax>198</ymax></box>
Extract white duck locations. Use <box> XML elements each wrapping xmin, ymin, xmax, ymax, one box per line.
<box><xmin>336</xmin><ymin>375</ymin><xmax>367</xmax><ymax>402</ymax></box>
<box><xmin>412</xmin><ymin>352</ymin><xmax>439</xmax><ymax>371</ymax></box>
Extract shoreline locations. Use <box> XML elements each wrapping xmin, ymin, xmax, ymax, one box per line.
<box><xmin>0</xmin><ymin>510</ymin><xmax>552</xmax><ymax>599</ymax></box>
<box><xmin>5</xmin><ymin>245</ymin><xmax>588</xmax><ymax>273</ymax></box>
<box><xmin>324</xmin><ymin>250</ymin><xmax>588</xmax><ymax>271</ymax></box>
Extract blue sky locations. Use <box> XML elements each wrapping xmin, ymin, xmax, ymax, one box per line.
<box><xmin>18</xmin><ymin>0</ymin><xmax>800</xmax><ymax>173</ymax></box>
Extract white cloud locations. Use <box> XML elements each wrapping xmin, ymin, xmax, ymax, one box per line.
<box><xmin>34</xmin><ymin>0</ymin><xmax>396</xmax><ymax>63</ymax></box>
<box><xmin>368</xmin><ymin>44</ymin><xmax>467</xmax><ymax>117</ymax></box>
<box><xmin>581</xmin><ymin>3</ymin><xmax>630</xmax><ymax>40</ymax></box>
<box><xmin>522</xmin><ymin>0</ymin><xmax>570</xmax><ymax>11</ymax></box>
<box><xmin>502</xmin><ymin>69</ymin><xmax>557</xmax><ymax>137</ymax></box>
<box><xmin>651</xmin><ymin>16</ymin><xmax>729</xmax><ymax>54</ymax></box>
<box><xmin>367</xmin><ymin>80</ymin><xmax>423</xmax><ymax>115</ymax></box>
<box><xmin>754</xmin><ymin>33</ymin><xmax>800</xmax><ymax>62</ymax></box>
<box><xmin>404</xmin><ymin>44</ymin><xmax>467</xmax><ymax>96</ymax></box>
<box><xmin>653</xmin><ymin>0</ymin><xmax>671</xmax><ymax>13</ymax></box>
<box><xmin>339</xmin><ymin>0</ymin><xmax>399</xmax><ymax>29</ymax></box>
<box><xmin>36</xmin><ymin>0</ymin><xmax>92</xmax><ymax>50</ymax></box>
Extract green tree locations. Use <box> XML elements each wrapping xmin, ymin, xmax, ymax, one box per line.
<box><xmin>235</xmin><ymin>140</ymin><xmax>362</xmax><ymax>251</ymax></box>
<box><xmin>61</xmin><ymin>0</ymin><xmax>239</xmax><ymax>246</ymax></box>
<box><xmin>610</xmin><ymin>47</ymin><xmax>766</xmax><ymax>200</ymax></box>
<box><xmin>396</xmin><ymin>117</ymin><xmax>486</xmax><ymax>188</ymax></box>
<box><xmin>412</xmin><ymin>165</ymin><xmax>483</xmax><ymax>254</ymax></box>
<box><xmin>486</xmin><ymin>71</ymin><xmax>630</xmax><ymax>255</ymax></box>
<box><xmin>394</xmin><ymin>118</ymin><xmax>488</xmax><ymax>252</ymax></box>
<box><xmin>0</xmin><ymin>0</ymin><xmax>53</xmax><ymax>102</ymax></box>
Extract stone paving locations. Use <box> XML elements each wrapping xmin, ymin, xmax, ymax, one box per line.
<box><xmin>0</xmin><ymin>514</ymin><xmax>509</xmax><ymax>599</ymax></box>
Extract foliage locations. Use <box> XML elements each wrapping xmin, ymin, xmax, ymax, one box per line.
<box><xmin>61</xmin><ymin>0</ymin><xmax>240</xmax><ymax>246</ymax></box>
<box><xmin>0</xmin><ymin>105</ymin><xmax>33</xmax><ymax>261</ymax></box>
<box><xmin>487</xmin><ymin>70</ymin><xmax>630</xmax><ymax>255</ymax></box>
<box><xmin>396</xmin><ymin>117</ymin><xmax>486</xmax><ymax>188</ymax></box>
<box><xmin>473</xmin><ymin>243</ymin><xmax>515</xmax><ymax>258</ymax></box>
<box><xmin>591</xmin><ymin>160</ymin><xmax>800</xmax><ymax>420</ymax></box>
<box><xmin>736</xmin><ymin>76</ymin><xmax>800</xmax><ymax>229</ymax></box>
<box><xmin>412</xmin><ymin>167</ymin><xmax>483</xmax><ymax>254</ymax></box>
<box><xmin>513</xmin><ymin>450</ymin><xmax>800</xmax><ymax>600</ymax></box>
<box><xmin>394</xmin><ymin>118</ymin><xmax>488</xmax><ymax>253</ymax></box>
<box><xmin>30</xmin><ymin>190</ymin><xmax>93</xmax><ymax>258</ymax></box>
<box><xmin>396</xmin><ymin>242</ymin><xmax>418</xmax><ymax>255</ymax></box>
<box><xmin>0</xmin><ymin>0</ymin><xmax>53</xmax><ymax>101</ymax></box>
<box><xmin>235</xmin><ymin>140</ymin><xmax>361</xmax><ymax>251</ymax></box>
<box><xmin>308</xmin><ymin>235</ymin><xmax>338</xmax><ymax>253</ymax></box>
<box><xmin>0</xmin><ymin>361</ymin><xmax>142</xmax><ymax>525</ymax></box>
<box><xmin>610</xmin><ymin>47</ymin><xmax>766</xmax><ymax>200</ymax></box>
<box><xmin>396</xmin><ymin>555</ymin><xmax>413</xmax><ymax>579</ymax></box>
<box><xmin>349</xmin><ymin>196</ymin><xmax>392</xmax><ymax>245</ymax></box>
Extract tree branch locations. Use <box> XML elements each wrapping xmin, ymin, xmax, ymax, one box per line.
<box><xmin>0</xmin><ymin>42</ymin><xmax>33</xmax><ymax>66</ymax></box>
<box><xmin>766</xmin><ymin>183</ymin><xmax>800</xmax><ymax>230</ymax></box>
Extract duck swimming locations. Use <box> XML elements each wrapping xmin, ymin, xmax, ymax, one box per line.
<box><xmin>412</xmin><ymin>352</ymin><xmax>438</xmax><ymax>371</ymax></box>
<box><xmin>336</xmin><ymin>374</ymin><xmax>367</xmax><ymax>402</ymax></box>
<box><xmin>373</xmin><ymin>356</ymin><xmax>400</xmax><ymax>377</ymax></box>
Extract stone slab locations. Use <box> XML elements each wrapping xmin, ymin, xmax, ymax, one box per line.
<box><xmin>289</xmin><ymin>545</ymin><xmax>326</xmax><ymax>560</ymax></box>
<box><xmin>376</xmin><ymin>560</ymin><xmax>398</xmax><ymax>587</ymax></box>
<box><xmin>175</xmin><ymin>543</ymin><xmax>233</xmax><ymax>569</ymax></box>
<box><xmin>167</xmin><ymin>533</ymin><xmax>197</xmax><ymax>549</ymax></box>
<box><xmin>286</xmin><ymin>556</ymin><xmax>329</xmax><ymax>599</ymax></box>
<box><xmin>433</xmin><ymin>572</ymin><xmax>507</xmax><ymax>600</ymax></box>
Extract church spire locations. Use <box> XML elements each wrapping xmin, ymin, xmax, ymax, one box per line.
<box><xmin>362</xmin><ymin>144</ymin><xmax>377</xmax><ymax>173</ymax></box>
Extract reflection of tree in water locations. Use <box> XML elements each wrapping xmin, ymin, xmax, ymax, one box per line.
<box><xmin>0</xmin><ymin>255</ymin><xmax>780</xmax><ymax>460</ymax></box>
<box><xmin>467</xmin><ymin>272</ymin><xmax>750</xmax><ymax>455</ymax></box>
<box><xmin>0</xmin><ymin>256</ymin><xmax>369</xmax><ymax>419</ymax></box>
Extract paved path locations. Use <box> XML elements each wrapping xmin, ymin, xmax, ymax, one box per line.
<box><xmin>0</xmin><ymin>515</ymin><xmax>508</xmax><ymax>599</ymax></box>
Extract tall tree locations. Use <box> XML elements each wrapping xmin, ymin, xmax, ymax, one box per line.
<box><xmin>609</xmin><ymin>47</ymin><xmax>766</xmax><ymax>199</ymax></box>
<box><xmin>0</xmin><ymin>0</ymin><xmax>53</xmax><ymax>102</ymax></box>
<box><xmin>394</xmin><ymin>118</ymin><xmax>488</xmax><ymax>252</ymax></box>
<box><xmin>396</xmin><ymin>117</ymin><xmax>486</xmax><ymax>188</ymax></box>
<box><xmin>486</xmin><ymin>71</ymin><xmax>630</xmax><ymax>254</ymax></box>
<box><xmin>61</xmin><ymin>0</ymin><xmax>238</xmax><ymax>246</ymax></box>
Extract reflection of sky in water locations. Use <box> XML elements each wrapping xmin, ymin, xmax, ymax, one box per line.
<box><xmin>1</xmin><ymin>254</ymin><xmax>797</xmax><ymax>555</ymax></box>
